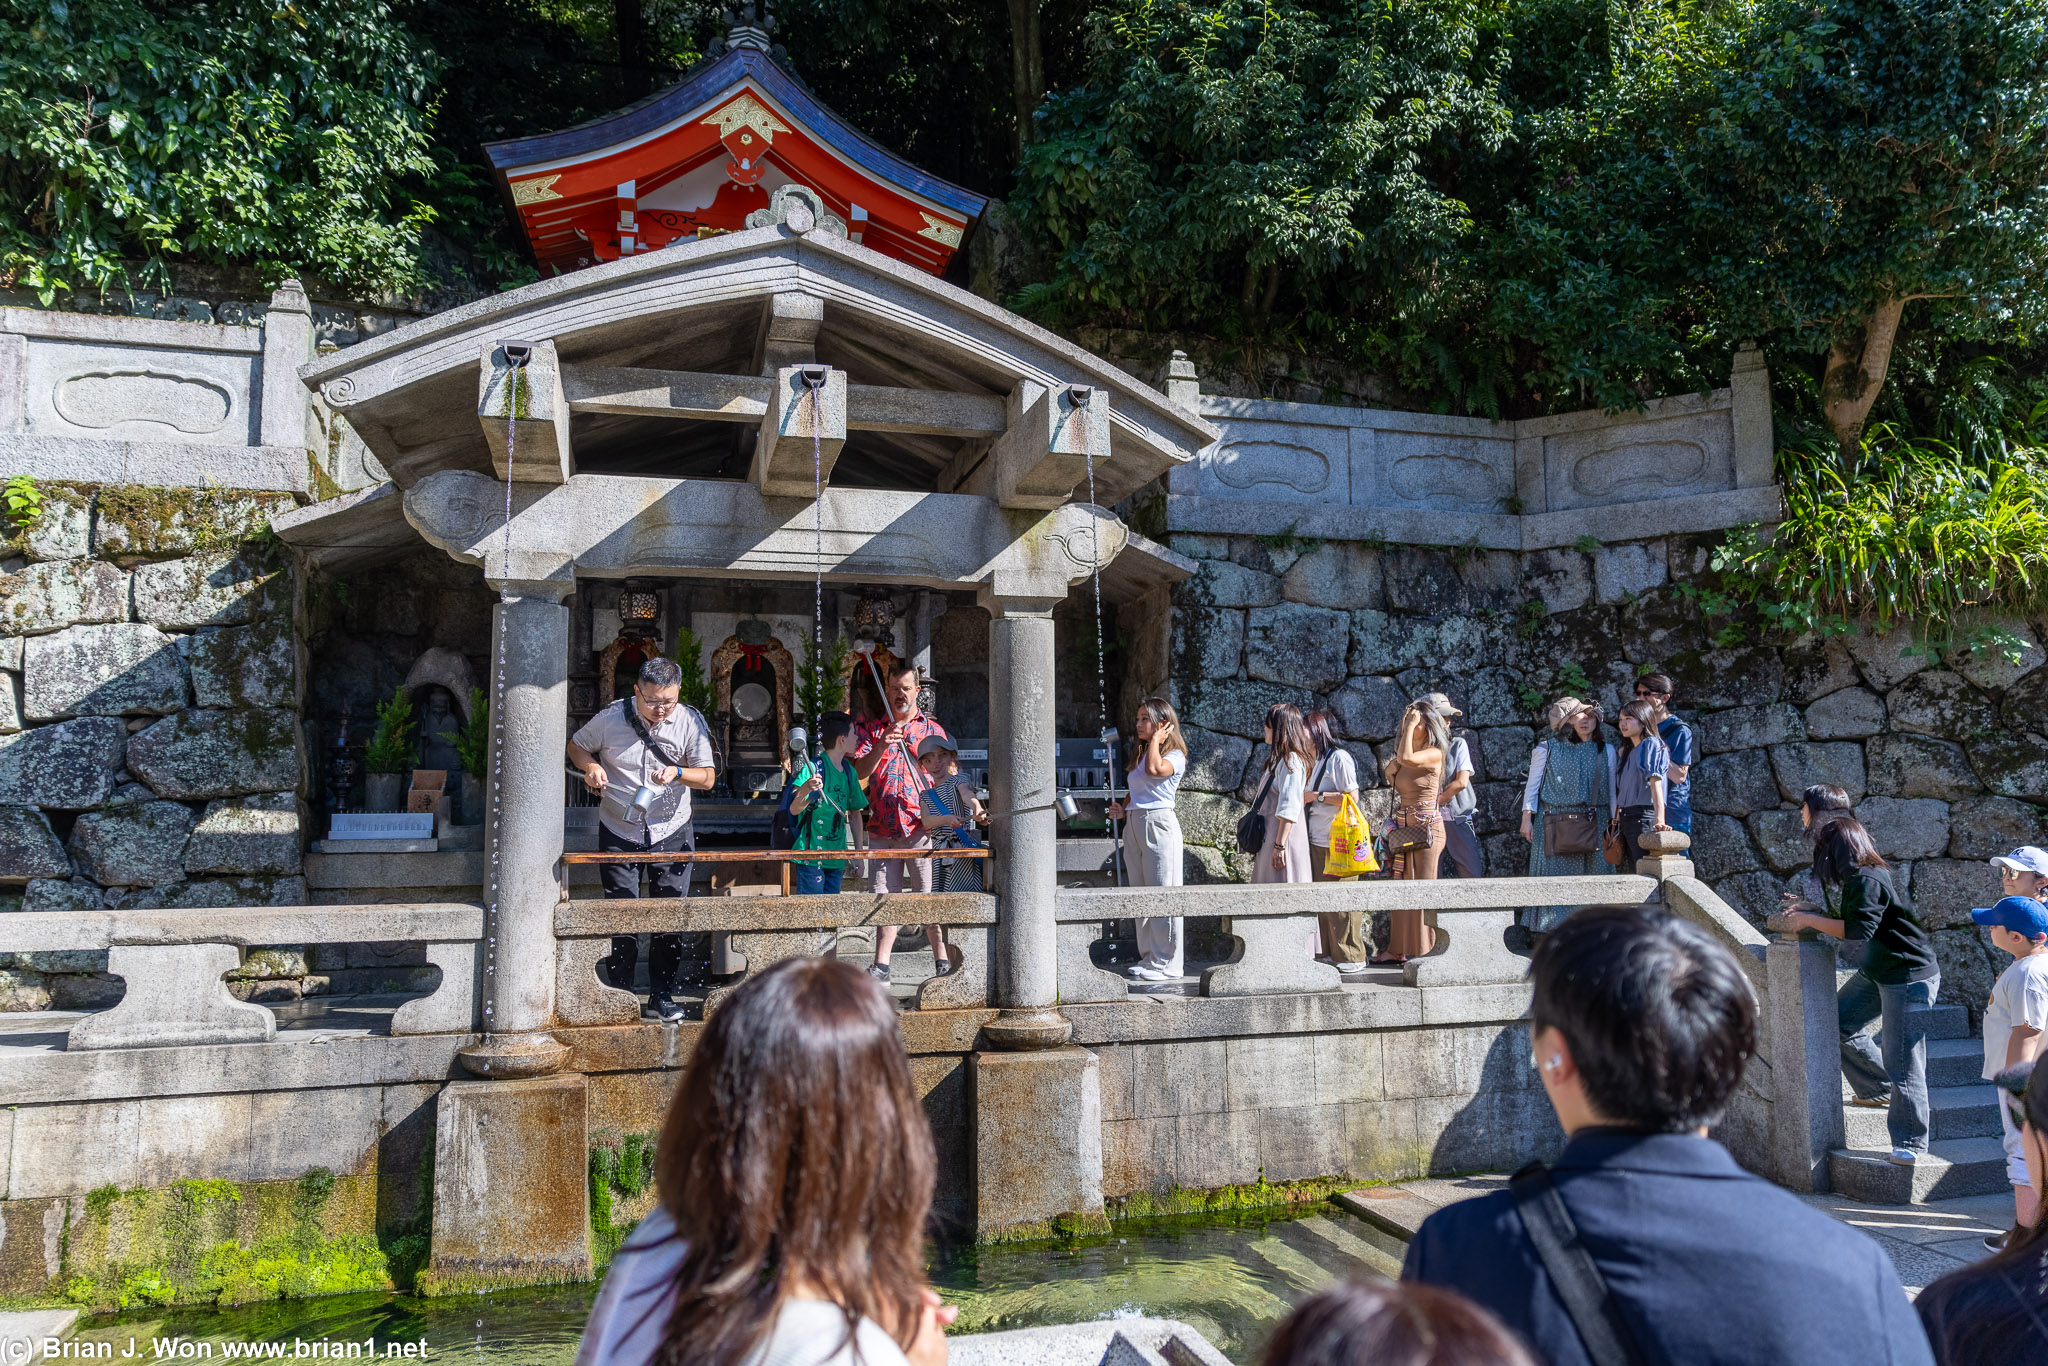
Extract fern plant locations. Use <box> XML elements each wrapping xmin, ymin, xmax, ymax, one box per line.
<box><xmin>363</xmin><ymin>687</ymin><xmax>418</xmax><ymax>774</ymax></box>
<box><xmin>797</xmin><ymin>634</ymin><xmax>851</xmax><ymax>724</ymax></box>
<box><xmin>670</xmin><ymin>627</ymin><xmax>716</xmax><ymax>715</ymax></box>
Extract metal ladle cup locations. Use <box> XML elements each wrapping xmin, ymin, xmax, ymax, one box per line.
<box><xmin>624</xmin><ymin>778</ymin><xmax>667</xmax><ymax>825</ymax></box>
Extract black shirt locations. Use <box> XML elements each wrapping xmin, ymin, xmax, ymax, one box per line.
<box><xmin>1916</xmin><ymin>1242</ymin><xmax>2048</xmax><ymax>1364</ymax></box>
<box><xmin>1831</xmin><ymin>866</ymin><xmax>1937</xmax><ymax>986</ymax></box>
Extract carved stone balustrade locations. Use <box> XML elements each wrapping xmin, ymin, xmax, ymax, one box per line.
<box><xmin>0</xmin><ymin>903</ymin><xmax>483</xmax><ymax>1049</ymax></box>
<box><xmin>552</xmin><ymin>892</ymin><xmax>997</xmax><ymax>1021</ymax></box>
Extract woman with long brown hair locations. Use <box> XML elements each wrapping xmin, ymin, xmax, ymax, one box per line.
<box><xmin>1105</xmin><ymin>696</ymin><xmax>1189</xmax><ymax>980</ymax></box>
<box><xmin>1375</xmin><ymin>698</ymin><xmax>1449</xmax><ymax>964</ymax></box>
<box><xmin>575</xmin><ymin>956</ymin><xmax>954</xmax><ymax>1366</ymax></box>
<box><xmin>1251</xmin><ymin>702</ymin><xmax>1315</xmax><ymax>886</ymax></box>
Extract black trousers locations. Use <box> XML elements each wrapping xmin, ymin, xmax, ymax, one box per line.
<box><xmin>1619</xmin><ymin>804</ymin><xmax>1657</xmax><ymax>871</ymax></box>
<box><xmin>598</xmin><ymin>820</ymin><xmax>705</xmax><ymax>998</ymax></box>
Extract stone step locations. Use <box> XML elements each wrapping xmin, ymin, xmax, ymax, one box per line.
<box><xmin>1827</xmin><ymin>1137</ymin><xmax>2010</xmax><ymax>1204</ymax></box>
<box><xmin>1916</xmin><ymin>1004</ymin><xmax>1971</xmax><ymax>1041</ymax></box>
<box><xmin>1844</xmin><ymin>1084</ymin><xmax>2003</xmax><ymax>1146</ymax></box>
<box><xmin>1926</xmin><ymin>1038</ymin><xmax>1989</xmax><ymax>1090</ymax></box>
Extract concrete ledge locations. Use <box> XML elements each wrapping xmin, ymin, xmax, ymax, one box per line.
<box><xmin>1063</xmin><ymin>981</ymin><xmax>1530</xmax><ymax>1043</ymax></box>
<box><xmin>0</xmin><ymin>1309</ymin><xmax>79</xmax><ymax>1362</ymax></box>
<box><xmin>305</xmin><ymin>851</ymin><xmax>485</xmax><ymax>890</ymax></box>
<box><xmin>951</xmin><ymin>1318</ymin><xmax>1232</xmax><ymax>1366</ymax></box>
<box><xmin>0</xmin><ymin>902</ymin><xmax>482</xmax><ymax>951</ymax></box>
<box><xmin>0</xmin><ymin>435</ymin><xmax>307</xmax><ymax>493</ymax></box>
<box><xmin>1055</xmin><ymin>876</ymin><xmax>1655</xmax><ymax>921</ymax></box>
<box><xmin>554</xmin><ymin>891</ymin><xmax>996</xmax><ymax>934</ymax></box>
<box><xmin>3</xmin><ymin>1030</ymin><xmax>471</xmax><ymax>1105</ymax></box>
<box><xmin>0</xmin><ymin>307</ymin><xmax>263</xmax><ymax>352</ymax></box>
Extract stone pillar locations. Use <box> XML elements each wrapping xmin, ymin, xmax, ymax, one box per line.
<box><xmin>973</xmin><ymin>1047</ymin><xmax>1106</xmax><ymax>1240</ymax></box>
<box><xmin>1765</xmin><ymin>928</ymin><xmax>1845</xmax><ymax>1191</ymax></box>
<box><xmin>420</xmin><ymin>1073</ymin><xmax>593</xmax><ymax>1293</ymax></box>
<box><xmin>980</xmin><ymin>591</ymin><xmax>1069</xmax><ymax>1050</ymax></box>
<box><xmin>459</xmin><ymin>579</ymin><xmax>574</xmax><ymax>1079</ymax></box>
<box><xmin>258</xmin><ymin>280</ymin><xmax>313</xmax><ymax>453</ymax></box>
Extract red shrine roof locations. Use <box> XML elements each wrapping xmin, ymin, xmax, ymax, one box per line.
<box><xmin>482</xmin><ymin>48</ymin><xmax>987</xmax><ymax>278</ymax></box>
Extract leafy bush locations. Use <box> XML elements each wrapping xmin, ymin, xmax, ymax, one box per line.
<box><xmin>797</xmin><ymin>634</ymin><xmax>851</xmax><ymax>728</ymax></box>
<box><xmin>0</xmin><ymin>0</ymin><xmax>438</xmax><ymax>302</ymax></box>
<box><xmin>670</xmin><ymin>626</ymin><xmax>716</xmax><ymax>715</ymax></box>
<box><xmin>363</xmin><ymin>687</ymin><xmax>418</xmax><ymax>774</ymax></box>
<box><xmin>1713</xmin><ymin>424</ymin><xmax>2048</xmax><ymax>648</ymax></box>
<box><xmin>451</xmin><ymin>686</ymin><xmax>490</xmax><ymax>780</ymax></box>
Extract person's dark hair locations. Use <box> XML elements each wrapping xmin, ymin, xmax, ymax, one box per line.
<box><xmin>1813</xmin><ymin>816</ymin><xmax>1888</xmax><ymax>885</ymax></box>
<box><xmin>1304</xmin><ymin>708</ymin><xmax>1340</xmax><ymax>757</ymax></box>
<box><xmin>1529</xmin><ymin>906</ymin><xmax>1757</xmax><ymax>1132</ymax></box>
<box><xmin>1130</xmin><ymin>696</ymin><xmax>1187</xmax><ymax>769</ymax></box>
<box><xmin>886</xmin><ymin>661</ymin><xmax>918</xmax><ymax>684</ymax></box>
<box><xmin>1801</xmin><ymin>783</ymin><xmax>1853</xmax><ymax>819</ymax></box>
<box><xmin>1615</xmin><ymin>699</ymin><xmax>1659</xmax><ymax>767</ymax></box>
<box><xmin>1261</xmin><ymin>1280</ymin><xmax>1536</xmax><ymax>1366</ymax></box>
<box><xmin>1917</xmin><ymin>1058</ymin><xmax>2048</xmax><ymax>1358</ymax></box>
<box><xmin>652</xmin><ymin>957</ymin><xmax>934</xmax><ymax>1366</ymax></box>
<box><xmin>819</xmin><ymin>711</ymin><xmax>855</xmax><ymax>749</ymax></box>
<box><xmin>1639</xmin><ymin>672</ymin><xmax>1674</xmax><ymax>697</ymax></box>
<box><xmin>638</xmin><ymin>656</ymin><xmax>683</xmax><ymax>690</ymax></box>
<box><xmin>1264</xmin><ymin>702</ymin><xmax>1316</xmax><ymax>774</ymax></box>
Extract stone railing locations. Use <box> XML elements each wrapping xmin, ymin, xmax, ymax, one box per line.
<box><xmin>1057</xmin><ymin>873</ymin><xmax>1658</xmax><ymax>1002</ymax></box>
<box><xmin>0</xmin><ymin>903</ymin><xmax>480</xmax><ymax>1049</ymax></box>
<box><xmin>552</xmin><ymin>892</ymin><xmax>997</xmax><ymax>1021</ymax></box>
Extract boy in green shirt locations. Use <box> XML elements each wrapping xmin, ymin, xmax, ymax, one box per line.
<box><xmin>791</xmin><ymin>712</ymin><xmax>867</xmax><ymax>895</ymax></box>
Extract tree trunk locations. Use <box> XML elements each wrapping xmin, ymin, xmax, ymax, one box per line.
<box><xmin>614</xmin><ymin>0</ymin><xmax>650</xmax><ymax>103</ymax></box>
<box><xmin>1822</xmin><ymin>296</ymin><xmax>1906</xmax><ymax>473</ymax></box>
<box><xmin>1007</xmin><ymin>0</ymin><xmax>1044</xmax><ymax>158</ymax></box>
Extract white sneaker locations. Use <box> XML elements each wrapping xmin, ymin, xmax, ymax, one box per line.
<box><xmin>1127</xmin><ymin>964</ymin><xmax>1170</xmax><ymax>981</ymax></box>
<box><xmin>1337</xmin><ymin>961</ymin><xmax>1371</xmax><ymax>976</ymax></box>
<box><xmin>1887</xmin><ymin>1148</ymin><xmax>1919</xmax><ymax>1166</ymax></box>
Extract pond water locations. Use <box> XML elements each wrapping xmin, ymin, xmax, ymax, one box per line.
<box><xmin>64</xmin><ymin>1204</ymin><xmax>1402</xmax><ymax>1365</ymax></box>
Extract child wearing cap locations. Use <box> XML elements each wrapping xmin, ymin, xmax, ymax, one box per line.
<box><xmin>1976</xmin><ymin>892</ymin><xmax>2048</xmax><ymax>1249</ymax></box>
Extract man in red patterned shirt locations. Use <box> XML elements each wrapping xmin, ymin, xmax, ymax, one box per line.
<box><xmin>853</xmin><ymin>662</ymin><xmax>950</xmax><ymax>981</ymax></box>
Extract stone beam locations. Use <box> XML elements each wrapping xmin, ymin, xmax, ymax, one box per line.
<box><xmin>402</xmin><ymin>468</ymin><xmax>1126</xmax><ymax>595</ymax></box>
<box><xmin>751</xmin><ymin>363</ymin><xmax>847</xmax><ymax>497</ymax></box>
<box><xmin>755</xmin><ymin>289</ymin><xmax>824</xmax><ymax>375</ymax></box>
<box><xmin>478</xmin><ymin>340</ymin><xmax>573</xmax><ymax>484</ymax></box>
<box><xmin>559</xmin><ymin>363</ymin><xmax>1007</xmax><ymax>437</ymax></box>
<box><xmin>975</xmin><ymin>380</ymin><xmax>1113</xmax><ymax>510</ymax></box>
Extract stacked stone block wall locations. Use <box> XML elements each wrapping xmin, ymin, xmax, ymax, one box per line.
<box><xmin>1164</xmin><ymin>530</ymin><xmax>2048</xmax><ymax>1022</ymax></box>
<box><xmin>0</xmin><ymin>485</ymin><xmax>308</xmax><ymax>1011</ymax></box>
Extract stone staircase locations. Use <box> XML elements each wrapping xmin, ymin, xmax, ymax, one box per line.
<box><xmin>1827</xmin><ymin>1002</ymin><xmax>2009</xmax><ymax>1204</ymax></box>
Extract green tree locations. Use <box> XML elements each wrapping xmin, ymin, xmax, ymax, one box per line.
<box><xmin>0</xmin><ymin>0</ymin><xmax>441</xmax><ymax>301</ymax></box>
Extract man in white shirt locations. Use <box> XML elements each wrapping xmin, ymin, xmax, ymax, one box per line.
<box><xmin>567</xmin><ymin>657</ymin><xmax>717</xmax><ymax>1020</ymax></box>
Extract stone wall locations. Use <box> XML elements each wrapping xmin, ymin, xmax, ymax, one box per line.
<box><xmin>0</xmin><ymin>485</ymin><xmax>306</xmax><ymax>1011</ymax></box>
<box><xmin>1159</xmin><ymin>529</ymin><xmax>2048</xmax><ymax>1023</ymax></box>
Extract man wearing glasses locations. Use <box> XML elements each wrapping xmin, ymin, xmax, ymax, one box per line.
<box><xmin>1636</xmin><ymin>672</ymin><xmax>1695</xmax><ymax>835</ymax></box>
<box><xmin>567</xmin><ymin>656</ymin><xmax>717</xmax><ymax>1020</ymax></box>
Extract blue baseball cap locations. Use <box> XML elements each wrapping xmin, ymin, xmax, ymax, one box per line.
<box><xmin>1972</xmin><ymin>895</ymin><xmax>2048</xmax><ymax>937</ymax></box>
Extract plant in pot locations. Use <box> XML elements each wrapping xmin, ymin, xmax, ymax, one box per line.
<box><xmin>362</xmin><ymin>687</ymin><xmax>418</xmax><ymax>812</ymax></box>
<box><xmin>452</xmin><ymin>686</ymin><xmax>490</xmax><ymax>825</ymax></box>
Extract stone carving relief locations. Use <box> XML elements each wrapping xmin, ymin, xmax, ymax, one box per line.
<box><xmin>54</xmin><ymin>368</ymin><xmax>232</xmax><ymax>434</ymax></box>
<box><xmin>1211</xmin><ymin>440</ymin><xmax>1332</xmax><ymax>494</ymax></box>
<box><xmin>1569</xmin><ymin>439</ymin><xmax>1710</xmax><ymax>499</ymax></box>
<box><xmin>1386</xmin><ymin>453</ymin><xmax>1503</xmax><ymax>510</ymax></box>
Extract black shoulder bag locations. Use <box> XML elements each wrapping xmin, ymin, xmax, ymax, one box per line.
<box><xmin>1509</xmin><ymin>1162</ymin><xmax>1643</xmax><ymax>1366</ymax></box>
<box><xmin>620</xmin><ymin>698</ymin><xmax>699</xmax><ymax>773</ymax></box>
<box><xmin>1235</xmin><ymin>767</ymin><xmax>1276</xmax><ymax>855</ymax></box>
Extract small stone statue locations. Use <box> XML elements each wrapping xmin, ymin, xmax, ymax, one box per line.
<box><xmin>418</xmin><ymin>687</ymin><xmax>463</xmax><ymax>775</ymax></box>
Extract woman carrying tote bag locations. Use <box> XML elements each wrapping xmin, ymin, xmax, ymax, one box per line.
<box><xmin>1519</xmin><ymin>696</ymin><xmax>1615</xmax><ymax>933</ymax></box>
<box><xmin>1106</xmin><ymin>697</ymin><xmax>1189</xmax><ymax>981</ymax></box>
<box><xmin>1611</xmin><ymin>700</ymin><xmax>1671</xmax><ymax>870</ymax></box>
<box><xmin>1302</xmin><ymin>708</ymin><xmax>1369</xmax><ymax>976</ymax></box>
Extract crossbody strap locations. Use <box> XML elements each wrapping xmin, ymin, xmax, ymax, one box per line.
<box><xmin>1509</xmin><ymin>1164</ymin><xmax>1641</xmax><ymax>1366</ymax></box>
<box><xmin>621</xmin><ymin>697</ymin><xmax>696</xmax><ymax>772</ymax></box>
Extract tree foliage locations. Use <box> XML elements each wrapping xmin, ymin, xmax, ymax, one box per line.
<box><xmin>0</xmin><ymin>0</ymin><xmax>441</xmax><ymax>301</ymax></box>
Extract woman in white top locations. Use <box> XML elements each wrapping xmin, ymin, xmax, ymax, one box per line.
<box><xmin>1106</xmin><ymin>697</ymin><xmax>1188</xmax><ymax>980</ymax></box>
<box><xmin>1302</xmin><ymin>709</ymin><xmax>1368</xmax><ymax>974</ymax></box>
<box><xmin>1252</xmin><ymin>703</ymin><xmax>1314</xmax><ymax>886</ymax></box>
<box><xmin>575</xmin><ymin>957</ymin><xmax>955</xmax><ymax>1366</ymax></box>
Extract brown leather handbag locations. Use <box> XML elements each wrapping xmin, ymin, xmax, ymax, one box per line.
<box><xmin>1602</xmin><ymin>814</ymin><xmax>1626</xmax><ymax>867</ymax></box>
<box><xmin>1544</xmin><ymin>807</ymin><xmax>1602</xmax><ymax>857</ymax></box>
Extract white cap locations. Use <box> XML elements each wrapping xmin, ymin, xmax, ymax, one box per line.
<box><xmin>1990</xmin><ymin>847</ymin><xmax>2048</xmax><ymax>876</ymax></box>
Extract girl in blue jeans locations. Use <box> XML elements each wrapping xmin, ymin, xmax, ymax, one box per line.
<box><xmin>1783</xmin><ymin>816</ymin><xmax>1940</xmax><ymax>1165</ymax></box>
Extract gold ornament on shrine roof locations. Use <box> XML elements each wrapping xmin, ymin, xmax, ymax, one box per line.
<box><xmin>702</xmin><ymin>94</ymin><xmax>792</xmax><ymax>145</ymax></box>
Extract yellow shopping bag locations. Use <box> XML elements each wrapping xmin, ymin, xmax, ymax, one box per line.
<box><xmin>1323</xmin><ymin>793</ymin><xmax>1379</xmax><ymax>876</ymax></box>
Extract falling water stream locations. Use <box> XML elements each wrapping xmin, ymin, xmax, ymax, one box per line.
<box><xmin>58</xmin><ymin>1204</ymin><xmax>1401</xmax><ymax>1363</ymax></box>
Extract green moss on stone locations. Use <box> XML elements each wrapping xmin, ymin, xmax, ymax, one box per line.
<box><xmin>92</xmin><ymin>484</ymin><xmax>295</xmax><ymax>558</ymax></box>
<box><xmin>589</xmin><ymin>1129</ymin><xmax>659</xmax><ymax>1272</ymax></box>
<box><xmin>55</xmin><ymin>1168</ymin><xmax>389</xmax><ymax>1312</ymax></box>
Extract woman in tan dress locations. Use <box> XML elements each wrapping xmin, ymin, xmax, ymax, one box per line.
<box><xmin>1375</xmin><ymin>698</ymin><xmax>1448</xmax><ymax>963</ymax></box>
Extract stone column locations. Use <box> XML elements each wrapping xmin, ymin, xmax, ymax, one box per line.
<box><xmin>1765</xmin><ymin>928</ymin><xmax>1845</xmax><ymax>1191</ymax></box>
<box><xmin>258</xmin><ymin>280</ymin><xmax>313</xmax><ymax>453</ymax></box>
<box><xmin>980</xmin><ymin>591</ymin><xmax>1070</xmax><ymax>1050</ymax></box>
<box><xmin>459</xmin><ymin>578</ymin><xmax>574</xmax><ymax>1079</ymax></box>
